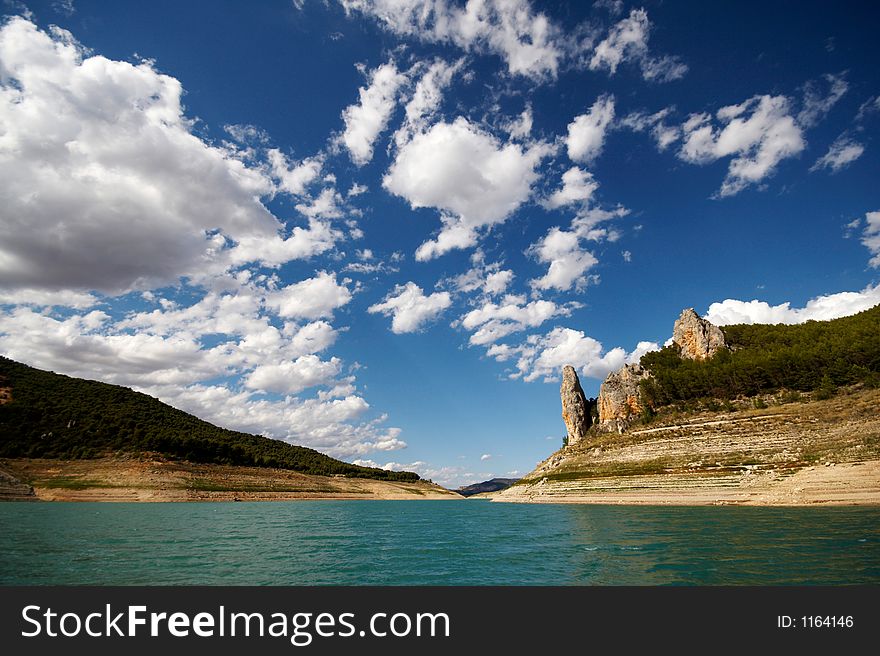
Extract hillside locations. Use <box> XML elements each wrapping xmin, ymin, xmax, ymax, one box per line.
<box><xmin>492</xmin><ymin>306</ymin><xmax>880</xmax><ymax>506</ymax></box>
<box><xmin>639</xmin><ymin>305</ymin><xmax>880</xmax><ymax>409</ymax></box>
<box><xmin>0</xmin><ymin>357</ymin><xmax>417</xmax><ymax>482</ymax></box>
<box><xmin>457</xmin><ymin>477</ymin><xmax>519</xmax><ymax>497</ymax></box>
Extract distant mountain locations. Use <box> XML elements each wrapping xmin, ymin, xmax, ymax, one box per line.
<box><xmin>0</xmin><ymin>357</ymin><xmax>418</xmax><ymax>482</ymax></box>
<box><xmin>457</xmin><ymin>478</ymin><xmax>519</xmax><ymax>497</ymax></box>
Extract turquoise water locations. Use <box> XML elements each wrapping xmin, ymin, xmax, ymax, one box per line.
<box><xmin>0</xmin><ymin>500</ymin><xmax>878</xmax><ymax>585</ymax></box>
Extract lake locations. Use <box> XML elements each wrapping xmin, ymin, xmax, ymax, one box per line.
<box><xmin>1</xmin><ymin>500</ymin><xmax>878</xmax><ymax>585</ymax></box>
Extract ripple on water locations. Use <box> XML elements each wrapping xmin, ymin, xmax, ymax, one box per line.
<box><xmin>0</xmin><ymin>501</ymin><xmax>878</xmax><ymax>585</ymax></box>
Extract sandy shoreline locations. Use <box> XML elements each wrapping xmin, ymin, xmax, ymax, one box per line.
<box><xmin>0</xmin><ymin>457</ymin><xmax>461</xmax><ymax>502</ymax></box>
<box><xmin>488</xmin><ymin>460</ymin><xmax>880</xmax><ymax>506</ymax></box>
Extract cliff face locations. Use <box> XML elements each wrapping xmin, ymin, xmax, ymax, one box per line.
<box><xmin>595</xmin><ymin>309</ymin><xmax>727</xmax><ymax>433</ymax></box>
<box><xmin>597</xmin><ymin>363</ymin><xmax>651</xmax><ymax>433</ymax></box>
<box><xmin>673</xmin><ymin>308</ymin><xmax>727</xmax><ymax>361</ymax></box>
<box><xmin>560</xmin><ymin>365</ymin><xmax>591</xmax><ymax>445</ymax></box>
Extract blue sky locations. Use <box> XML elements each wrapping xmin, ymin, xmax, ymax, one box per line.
<box><xmin>1</xmin><ymin>0</ymin><xmax>878</xmax><ymax>487</ymax></box>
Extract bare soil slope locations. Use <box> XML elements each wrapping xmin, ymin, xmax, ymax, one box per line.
<box><xmin>492</xmin><ymin>387</ymin><xmax>880</xmax><ymax>506</ymax></box>
<box><xmin>0</xmin><ymin>457</ymin><xmax>460</xmax><ymax>501</ymax></box>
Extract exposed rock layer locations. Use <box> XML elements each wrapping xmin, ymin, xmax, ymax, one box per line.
<box><xmin>560</xmin><ymin>365</ymin><xmax>590</xmax><ymax>445</ymax></box>
<box><xmin>597</xmin><ymin>363</ymin><xmax>652</xmax><ymax>433</ymax></box>
<box><xmin>673</xmin><ymin>308</ymin><xmax>727</xmax><ymax>361</ymax></box>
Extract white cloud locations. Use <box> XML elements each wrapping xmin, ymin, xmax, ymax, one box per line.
<box><xmin>810</xmin><ymin>135</ymin><xmax>864</xmax><ymax>173</ymax></box>
<box><xmin>566</xmin><ymin>94</ymin><xmax>615</xmax><ymax>163</ymax></box>
<box><xmin>228</xmin><ymin>218</ymin><xmax>343</xmax><ymax>268</ymax></box>
<box><xmin>339</xmin><ymin>0</ymin><xmax>564</xmax><ymax>80</ymax></box>
<box><xmin>294</xmin><ymin>187</ymin><xmax>346</xmax><ymax>219</ymax></box>
<box><xmin>52</xmin><ymin>0</ymin><xmax>75</xmax><ymax>17</ymax></box>
<box><xmin>245</xmin><ymin>354</ymin><xmax>342</xmax><ymax>395</ymax></box>
<box><xmin>351</xmin><ymin>458</ymin><xmax>471</xmax><ymax>487</ymax></box>
<box><xmin>459</xmin><ymin>294</ymin><xmax>576</xmax><ymax>346</ymax></box>
<box><xmin>589</xmin><ymin>9</ymin><xmax>687</xmax><ymax>82</ymax></box>
<box><xmin>797</xmin><ymin>73</ymin><xmax>848</xmax><ymax>128</ymax></box>
<box><xmin>0</xmin><ymin>18</ymin><xmax>300</xmax><ymax>295</ymax></box>
<box><xmin>620</xmin><ymin>107</ymin><xmax>680</xmax><ymax>150</ymax></box>
<box><xmin>0</xmin><ymin>279</ymin><xmax>406</xmax><ymax>458</ymax></box>
<box><xmin>368</xmin><ymin>282</ymin><xmax>452</xmax><ymax>333</ymax></box>
<box><xmin>856</xmin><ymin>96</ymin><xmax>880</xmax><ymax>123</ymax></box>
<box><xmin>503</xmin><ymin>105</ymin><xmax>533</xmax><ymax>140</ymax></box>
<box><xmin>0</xmin><ymin>288</ymin><xmax>98</xmax><ymax>309</ymax></box>
<box><xmin>394</xmin><ymin>57</ymin><xmax>462</xmax><ymax>148</ymax></box>
<box><xmin>678</xmin><ymin>94</ymin><xmax>804</xmax><ymax>197</ymax></box>
<box><xmin>542</xmin><ymin>166</ymin><xmax>599</xmax><ymax>209</ymax></box>
<box><xmin>446</xmin><ymin>252</ymin><xmax>514</xmax><ymax>297</ymax></box>
<box><xmin>861</xmin><ymin>211</ymin><xmax>880</xmax><ymax>268</ymax></box>
<box><xmin>480</xmin><ymin>453</ymin><xmax>492</xmax><ymax>461</ymax></box>
<box><xmin>383</xmin><ymin>117</ymin><xmax>552</xmax><ymax>260</ymax></box>
<box><xmin>339</xmin><ymin>60</ymin><xmax>406</xmax><ymax>166</ymax></box>
<box><xmin>704</xmin><ymin>282</ymin><xmax>880</xmax><ymax>325</ymax></box>
<box><xmin>495</xmin><ymin>327</ymin><xmax>659</xmax><ymax>383</ymax></box>
<box><xmin>265</xmin><ymin>271</ymin><xmax>353</xmax><ymax>320</ymax></box>
<box><xmin>529</xmin><ymin>204</ymin><xmax>629</xmax><ymax>292</ymax></box>
<box><xmin>268</xmin><ymin>149</ymin><xmax>322</xmax><ymax>196</ymax></box>
<box><xmin>529</xmin><ymin>228</ymin><xmax>597</xmax><ymax>292</ymax></box>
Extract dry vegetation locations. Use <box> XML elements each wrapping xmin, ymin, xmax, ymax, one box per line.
<box><xmin>492</xmin><ymin>386</ymin><xmax>880</xmax><ymax>506</ymax></box>
<box><xmin>0</xmin><ymin>455</ymin><xmax>461</xmax><ymax>502</ymax></box>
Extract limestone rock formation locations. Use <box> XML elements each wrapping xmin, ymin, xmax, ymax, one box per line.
<box><xmin>597</xmin><ymin>363</ymin><xmax>652</xmax><ymax>434</ymax></box>
<box><xmin>560</xmin><ymin>365</ymin><xmax>590</xmax><ymax>445</ymax></box>
<box><xmin>673</xmin><ymin>308</ymin><xmax>727</xmax><ymax>361</ymax></box>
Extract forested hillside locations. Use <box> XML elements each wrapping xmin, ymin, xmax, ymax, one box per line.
<box><xmin>0</xmin><ymin>357</ymin><xmax>418</xmax><ymax>481</ymax></box>
<box><xmin>639</xmin><ymin>305</ymin><xmax>880</xmax><ymax>406</ymax></box>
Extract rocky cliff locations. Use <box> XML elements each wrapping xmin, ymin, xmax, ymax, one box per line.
<box><xmin>595</xmin><ymin>309</ymin><xmax>727</xmax><ymax>433</ymax></box>
<box><xmin>673</xmin><ymin>308</ymin><xmax>727</xmax><ymax>361</ymax></box>
<box><xmin>560</xmin><ymin>365</ymin><xmax>591</xmax><ymax>445</ymax></box>
<box><xmin>597</xmin><ymin>363</ymin><xmax>651</xmax><ymax>433</ymax></box>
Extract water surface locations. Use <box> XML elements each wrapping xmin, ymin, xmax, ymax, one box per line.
<box><xmin>1</xmin><ymin>500</ymin><xmax>878</xmax><ymax>585</ymax></box>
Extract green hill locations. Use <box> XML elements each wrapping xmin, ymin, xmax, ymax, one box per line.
<box><xmin>0</xmin><ymin>357</ymin><xmax>418</xmax><ymax>482</ymax></box>
<box><xmin>639</xmin><ymin>304</ymin><xmax>880</xmax><ymax>408</ymax></box>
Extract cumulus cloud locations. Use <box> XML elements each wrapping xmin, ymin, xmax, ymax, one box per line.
<box><xmin>542</xmin><ymin>167</ymin><xmax>599</xmax><ymax>209</ymax></box>
<box><xmin>394</xmin><ymin>57</ymin><xmax>462</xmax><ymax>148</ymax></box>
<box><xmin>704</xmin><ymin>282</ymin><xmax>880</xmax><ymax>325</ymax></box>
<box><xmin>459</xmin><ymin>294</ymin><xmax>577</xmax><ymax>346</ymax></box>
<box><xmin>0</xmin><ymin>276</ymin><xmax>406</xmax><ymax>458</ymax></box>
<box><xmin>492</xmin><ymin>327</ymin><xmax>659</xmax><ymax>383</ymax></box>
<box><xmin>503</xmin><ymin>105</ymin><xmax>533</xmax><ymax>140</ymax></box>
<box><xmin>383</xmin><ymin>117</ymin><xmax>552</xmax><ymax>260</ymax></box>
<box><xmin>368</xmin><ymin>282</ymin><xmax>452</xmax><ymax>333</ymax></box>
<box><xmin>529</xmin><ymin>205</ymin><xmax>629</xmax><ymax>292</ymax></box>
<box><xmin>265</xmin><ymin>271</ymin><xmax>353</xmax><ymax>320</ymax></box>
<box><xmin>351</xmin><ymin>458</ymin><xmax>473</xmax><ymax>487</ymax></box>
<box><xmin>245</xmin><ymin>354</ymin><xmax>342</xmax><ymax>395</ymax></box>
<box><xmin>810</xmin><ymin>135</ymin><xmax>864</xmax><ymax>173</ymax></box>
<box><xmin>338</xmin><ymin>0</ymin><xmax>564</xmax><ymax>79</ymax></box>
<box><xmin>565</xmin><ymin>94</ymin><xmax>615</xmax><ymax>163</ymax></box>
<box><xmin>444</xmin><ymin>251</ymin><xmax>514</xmax><ymax>297</ymax></box>
<box><xmin>678</xmin><ymin>94</ymin><xmax>804</xmax><ymax>197</ymax></box>
<box><xmin>0</xmin><ymin>18</ymin><xmax>324</xmax><ymax>295</ymax></box>
<box><xmin>529</xmin><ymin>228</ymin><xmax>598</xmax><ymax>292</ymax></box>
<box><xmin>589</xmin><ymin>8</ymin><xmax>687</xmax><ymax>82</ymax></box>
<box><xmin>268</xmin><ymin>149</ymin><xmax>323</xmax><ymax>196</ymax></box>
<box><xmin>339</xmin><ymin>60</ymin><xmax>406</xmax><ymax>166</ymax></box>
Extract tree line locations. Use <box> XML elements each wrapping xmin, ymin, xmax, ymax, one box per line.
<box><xmin>638</xmin><ymin>305</ymin><xmax>880</xmax><ymax>406</ymax></box>
<box><xmin>0</xmin><ymin>357</ymin><xmax>419</xmax><ymax>482</ymax></box>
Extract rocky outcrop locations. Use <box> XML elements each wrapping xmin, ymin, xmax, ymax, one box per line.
<box><xmin>560</xmin><ymin>365</ymin><xmax>591</xmax><ymax>445</ymax></box>
<box><xmin>673</xmin><ymin>308</ymin><xmax>727</xmax><ymax>361</ymax></box>
<box><xmin>597</xmin><ymin>363</ymin><xmax>652</xmax><ymax>434</ymax></box>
